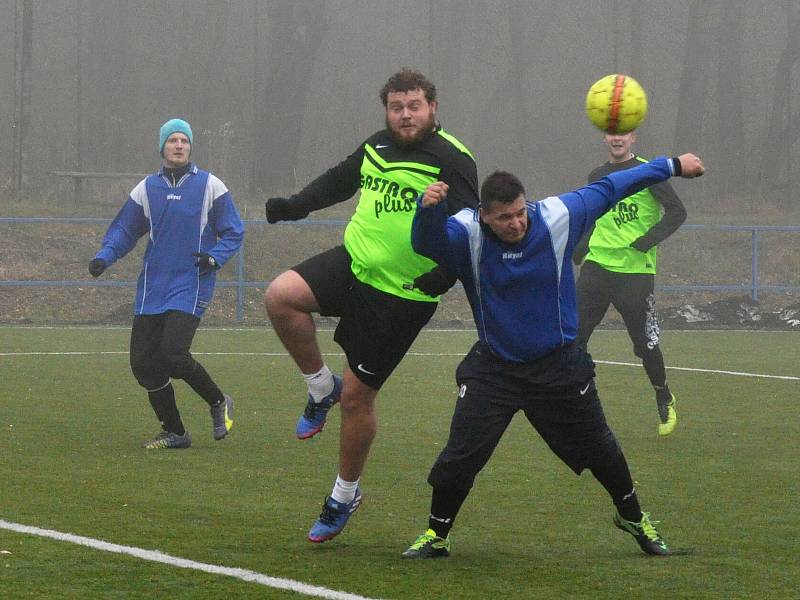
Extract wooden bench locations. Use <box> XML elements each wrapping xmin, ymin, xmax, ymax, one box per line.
<box><xmin>52</xmin><ymin>171</ymin><xmax>150</xmax><ymax>204</ymax></box>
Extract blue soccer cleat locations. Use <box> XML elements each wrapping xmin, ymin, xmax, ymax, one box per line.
<box><xmin>308</xmin><ymin>488</ymin><xmax>362</xmax><ymax>543</ymax></box>
<box><xmin>296</xmin><ymin>375</ymin><xmax>342</xmax><ymax>440</ymax></box>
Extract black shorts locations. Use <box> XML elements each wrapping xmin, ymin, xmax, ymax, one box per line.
<box><xmin>576</xmin><ymin>260</ymin><xmax>660</xmax><ymax>356</ymax></box>
<box><xmin>292</xmin><ymin>245</ymin><xmax>437</xmax><ymax>390</ymax></box>
<box><xmin>428</xmin><ymin>342</ymin><xmax>620</xmax><ymax>492</ymax></box>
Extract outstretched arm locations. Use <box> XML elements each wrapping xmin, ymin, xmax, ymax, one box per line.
<box><xmin>675</xmin><ymin>153</ymin><xmax>705</xmax><ymax>178</ymax></box>
<box><xmin>604</xmin><ymin>154</ymin><xmax>704</xmax><ymax>202</ymax></box>
<box><xmin>563</xmin><ymin>154</ymin><xmax>704</xmax><ymax>242</ymax></box>
<box><xmin>265</xmin><ymin>149</ymin><xmax>363</xmax><ymax>223</ymax></box>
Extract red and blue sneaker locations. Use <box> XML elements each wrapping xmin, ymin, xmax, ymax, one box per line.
<box><xmin>307</xmin><ymin>488</ymin><xmax>362</xmax><ymax>543</ymax></box>
<box><xmin>296</xmin><ymin>375</ymin><xmax>342</xmax><ymax>439</ymax></box>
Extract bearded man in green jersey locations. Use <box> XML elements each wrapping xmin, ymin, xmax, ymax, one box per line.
<box><xmin>573</xmin><ymin>130</ymin><xmax>687</xmax><ymax>436</ymax></box>
<box><xmin>264</xmin><ymin>68</ymin><xmax>479</xmax><ymax>543</ymax></box>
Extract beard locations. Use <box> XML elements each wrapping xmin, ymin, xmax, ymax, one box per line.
<box><xmin>386</xmin><ymin>112</ymin><xmax>437</xmax><ymax>148</ymax></box>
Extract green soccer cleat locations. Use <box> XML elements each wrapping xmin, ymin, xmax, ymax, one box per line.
<box><xmin>401</xmin><ymin>529</ymin><xmax>451</xmax><ymax>559</ymax></box>
<box><xmin>657</xmin><ymin>394</ymin><xmax>677</xmax><ymax>436</ymax></box>
<box><xmin>210</xmin><ymin>394</ymin><xmax>234</xmax><ymax>440</ymax></box>
<box><xmin>613</xmin><ymin>511</ymin><xmax>671</xmax><ymax>555</ymax></box>
<box><xmin>143</xmin><ymin>430</ymin><xmax>191</xmax><ymax>450</ymax></box>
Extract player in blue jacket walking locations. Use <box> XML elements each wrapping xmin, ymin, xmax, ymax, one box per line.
<box><xmin>89</xmin><ymin>118</ymin><xmax>244</xmax><ymax>449</ymax></box>
<box><xmin>403</xmin><ymin>153</ymin><xmax>704</xmax><ymax>558</ymax></box>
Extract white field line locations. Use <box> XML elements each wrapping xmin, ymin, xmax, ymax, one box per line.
<box><xmin>0</xmin><ymin>350</ymin><xmax>797</xmax><ymax>381</ymax></box>
<box><xmin>0</xmin><ymin>519</ymin><xmax>382</xmax><ymax>600</ymax></box>
<box><xmin>593</xmin><ymin>359</ymin><xmax>800</xmax><ymax>381</ymax></box>
<box><xmin>0</xmin><ymin>325</ymin><xmax>797</xmax><ymax>333</ymax></box>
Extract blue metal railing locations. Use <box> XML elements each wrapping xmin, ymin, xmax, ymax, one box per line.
<box><xmin>2</xmin><ymin>217</ymin><xmax>799</xmax><ymax>321</ymax></box>
<box><xmin>657</xmin><ymin>224</ymin><xmax>800</xmax><ymax>301</ymax></box>
<box><xmin>0</xmin><ymin>216</ymin><xmax>346</xmax><ymax>322</ymax></box>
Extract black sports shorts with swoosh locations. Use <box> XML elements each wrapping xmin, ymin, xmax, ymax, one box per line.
<box><xmin>292</xmin><ymin>245</ymin><xmax>436</xmax><ymax>390</ymax></box>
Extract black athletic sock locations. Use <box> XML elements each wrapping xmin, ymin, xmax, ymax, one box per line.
<box><xmin>614</xmin><ymin>487</ymin><xmax>643</xmax><ymax>523</ymax></box>
<box><xmin>428</xmin><ymin>486</ymin><xmax>470</xmax><ymax>538</ymax></box>
<box><xmin>183</xmin><ymin>363</ymin><xmax>225</xmax><ymax>407</ymax></box>
<box><xmin>642</xmin><ymin>348</ymin><xmax>673</xmax><ymax>404</ymax></box>
<box><xmin>147</xmin><ymin>382</ymin><xmax>185</xmax><ymax>436</ymax></box>
<box><xmin>642</xmin><ymin>348</ymin><xmax>668</xmax><ymax>389</ymax></box>
<box><xmin>654</xmin><ymin>384</ymin><xmax>672</xmax><ymax>404</ymax></box>
<box><xmin>590</xmin><ymin>452</ymin><xmax>643</xmax><ymax>523</ymax></box>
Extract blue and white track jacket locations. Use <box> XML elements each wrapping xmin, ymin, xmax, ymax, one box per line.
<box><xmin>94</xmin><ymin>164</ymin><xmax>244</xmax><ymax>317</ymax></box>
<box><xmin>411</xmin><ymin>157</ymin><xmax>678</xmax><ymax>363</ymax></box>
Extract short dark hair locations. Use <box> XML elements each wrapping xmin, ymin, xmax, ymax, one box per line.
<box><xmin>480</xmin><ymin>171</ymin><xmax>526</xmax><ymax>207</ymax></box>
<box><xmin>380</xmin><ymin>68</ymin><xmax>437</xmax><ymax>106</ymax></box>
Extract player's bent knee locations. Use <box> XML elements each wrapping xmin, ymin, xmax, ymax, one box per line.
<box><xmin>265</xmin><ymin>270</ymin><xmax>317</xmax><ymax>316</ymax></box>
<box><xmin>562</xmin><ymin>429</ymin><xmax>622</xmax><ymax>474</ymax></box>
<box><xmin>264</xmin><ymin>277</ymin><xmax>285</xmax><ymax>313</ymax></box>
<box><xmin>161</xmin><ymin>351</ymin><xmax>196</xmax><ymax>380</ymax></box>
<box><xmin>582</xmin><ymin>430</ymin><xmax>623</xmax><ymax>471</ymax></box>
<box><xmin>428</xmin><ymin>462</ymin><xmax>476</xmax><ymax>493</ymax></box>
<box><xmin>131</xmin><ymin>366</ymin><xmax>167</xmax><ymax>391</ymax></box>
<box><xmin>130</xmin><ymin>355</ymin><xmax>161</xmax><ymax>387</ymax></box>
<box><xmin>632</xmin><ymin>342</ymin><xmax>659</xmax><ymax>360</ymax></box>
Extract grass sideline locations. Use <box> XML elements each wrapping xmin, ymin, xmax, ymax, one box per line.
<box><xmin>0</xmin><ymin>327</ymin><xmax>797</xmax><ymax>599</ymax></box>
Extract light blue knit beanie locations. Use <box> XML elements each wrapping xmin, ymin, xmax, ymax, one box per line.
<box><xmin>159</xmin><ymin>118</ymin><xmax>193</xmax><ymax>153</ymax></box>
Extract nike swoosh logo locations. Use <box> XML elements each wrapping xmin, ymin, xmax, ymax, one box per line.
<box><xmin>579</xmin><ymin>382</ymin><xmax>592</xmax><ymax>396</ymax></box>
<box><xmin>357</xmin><ymin>364</ymin><xmax>376</xmax><ymax>375</ymax></box>
<box><xmin>375</xmin><ymin>144</ymin><xmax>389</xmax><ymax>149</ymax></box>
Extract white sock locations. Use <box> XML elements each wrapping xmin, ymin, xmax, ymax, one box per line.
<box><xmin>331</xmin><ymin>475</ymin><xmax>359</xmax><ymax>504</ymax></box>
<box><xmin>303</xmin><ymin>365</ymin><xmax>334</xmax><ymax>402</ymax></box>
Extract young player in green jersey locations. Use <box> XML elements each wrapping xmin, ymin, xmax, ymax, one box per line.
<box><xmin>574</xmin><ymin>130</ymin><xmax>687</xmax><ymax>436</ymax></box>
<box><xmin>263</xmin><ymin>69</ymin><xmax>479</xmax><ymax>543</ymax></box>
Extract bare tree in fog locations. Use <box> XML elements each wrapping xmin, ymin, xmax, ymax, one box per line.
<box><xmin>760</xmin><ymin>2</ymin><xmax>800</xmax><ymax>207</ymax></box>
<box><xmin>673</xmin><ymin>2</ymin><xmax>715</xmax><ymax>191</ymax></box>
<box><xmin>716</xmin><ymin>2</ymin><xmax>746</xmax><ymax>202</ymax></box>
<box><xmin>252</xmin><ymin>1</ymin><xmax>329</xmax><ymax>192</ymax></box>
<box><xmin>12</xmin><ymin>0</ymin><xmax>32</xmax><ymax>194</ymax></box>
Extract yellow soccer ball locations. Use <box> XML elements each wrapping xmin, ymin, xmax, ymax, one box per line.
<box><xmin>585</xmin><ymin>74</ymin><xmax>648</xmax><ymax>134</ymax></box>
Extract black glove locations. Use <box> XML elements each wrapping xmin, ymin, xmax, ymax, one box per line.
<box><xmin>265</xmin><ymin>197</ymin><xmax>310</xmax><ymax>223</ymax></box>
<box><xmin>629</xmin><ymin>238</ymin><xmax>650</xmax><ymax>252</ymax></box>
<box><xmin>193</xmin><ymin>252</ymin><xmax>219</xmax><ymax>273</ymax></box>
<box><xmin>88</xmin><ymin>258</ymin><xmax>106</xmax><ymax>278</ymax></box>
<box><xmin>412</xmin><ymin>265</ymin><xmax>458</xmax><ymax>297</ymax></box>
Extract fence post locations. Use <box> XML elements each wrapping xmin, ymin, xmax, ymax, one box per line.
<box><xmin>751</xmin><ymin>228</ymin><xmax>759</xmax><ymax>302</ymax></box>
<box><xmin>74</xmin><ymin>175</ymin><xmax>83</xmax><ymax>205</ymax></box>
<box><xmin>236</xmin><ymin>245</ymin><xmax>245</xmax><ymax>323</ymax></box>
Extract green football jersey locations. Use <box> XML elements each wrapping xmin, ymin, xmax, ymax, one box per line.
<box><xmin>343</xmin><ymin>129</ymin><xmax>477</xmax><ymax>301</ymax></box>
<box><xmin>585</xmin><ymin>157</ymin><xmax>663</xmax><ymax>274</ymax></box>
<box><xmin>344</xmin><ymin>144</ymin><xmax>443</xmax><ymax>299</ymax></box>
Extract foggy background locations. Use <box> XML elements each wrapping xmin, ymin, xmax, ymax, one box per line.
<box><xmin>2</xmin><ymin>0</ymin><xmax>799</xmax><ymax>212</ymax></box>
<box><xmin>1</xmin><ymin>0</ymin><xmax>799</xmax><ymax>325</ymax></box>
